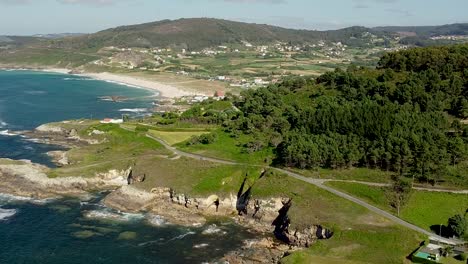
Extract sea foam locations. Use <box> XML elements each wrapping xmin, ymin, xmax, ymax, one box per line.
<box><xmin>118</xmin><ymin>108</ymin><xmax>148</xmax><ymax>113</ymax></box>
<box><xmin>201</xmin><ymin>224</ymin><xmax>227</xmax><ymax>235</ymax></box>
<box><xmin>0</xmin><ymin>208</ymin><xmax>16</xmax><ymax>221</ymax></box>
<box><xmin>146</xmin><ymin>214</ymin><xmax>167</xmax><ymax>226</ymax></box>
<box><xmin>83</xmin><ymin>209</ymin><xmax>145</xmax><ymax>222</ymax></box>
<box><xmin>0</xmin><ymin>130</ymin><xmax>16</xmax><ymax>136</ymax></box>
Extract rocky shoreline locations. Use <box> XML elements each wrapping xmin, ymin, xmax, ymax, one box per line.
<box><xmin>0</xmin><ymin>123</ymin><xmax>333</xmax><ymax>263</ymax></box>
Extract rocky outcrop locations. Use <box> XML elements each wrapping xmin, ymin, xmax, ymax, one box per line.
<box><xmin>102</xmin><ymin>185</ymin><xmax>157</xmax><ymax>212</ymax></box>
<box><xmin>24</xmin><ymin>123</ymin><xmax>102</xmax><ymax>148</ymax></box>
<box><xmin>126</xmin><ymin>168</ymin><xmax>146</xmax><ymax>185</ymax></box>
<box><xmin>221</xmin><ymin>238</ymin><xmax>291</xmax><ymax>264</ymax></box>
<box><xmin>0</xmin><ymin>159</ymin><xmax>128</xmax><ymax>199</ymax></box>
<box><xmin>272</xmin><ymin>199</ymin><xmax>333</xmax><ymax>248</ymax></box>
<box><xmin>46</xmin><ymin>151</ymin><xmax>69</xmax><ymax>166</ymax></box>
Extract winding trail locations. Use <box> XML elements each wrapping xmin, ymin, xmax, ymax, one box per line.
<box><xmin>145</xmin><ymin>132</ymin><xmax>464</xmax><ymax>245</ymax></box>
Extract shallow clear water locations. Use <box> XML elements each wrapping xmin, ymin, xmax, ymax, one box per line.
<box><xmin>0</xmin><ymin>71</ymin><xmax>255</xmax><ymax>263</ymax></box>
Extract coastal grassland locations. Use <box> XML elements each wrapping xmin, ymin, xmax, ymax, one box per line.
<box><xmin>129</xmin><ymin>156</ymin><xmax>263</xmax><ymax>196</ymax></box>
<box><xmin>147</xmin><ymin>130</ymin><xmax>209</xmax><ymax>145</ymax></box>
<box><xmin>326</xmin><ymin>182</ymin><xmax>468</xmax><ymax>232</ymax></box>
<box><xmin>254</xmin><ymin>173</ymin><xmax>422</xmax><ymax>264</ymax></box>
<box><xmin>131</xmin><ymin>152</ymin><xmax>426</xmax><ymax>264</ymax></box>
<box><xmin>42</xmin><ymin>121</ymin><xmax>424</xmax><ymax>263</ymax></box>
<box><xmin>48</xmin><ymin>123</ymin><xmax>171</xmax><ymax>178</ymax></box>
<box><xmin>289</xmin><ymin>167</ymin><xmax>393</xmax><ymax>183</ymax></box>
<box><xmin>281</xmin><ymin>225</ymin><xmax>420</xmax><ymax>264</ymax></box>
<box><xmin>176</xmin><ymin>129</ymin><xmax>275</xmax><ymax>165</ymax></box>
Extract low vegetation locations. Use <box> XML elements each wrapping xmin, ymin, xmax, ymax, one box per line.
<box><xmin>327</xmin><ymin>181</ymin><xmax>468</xmax><ymax>234</ymax></box>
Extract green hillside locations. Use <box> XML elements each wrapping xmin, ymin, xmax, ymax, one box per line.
<box><xmin>48</xmin><ymin>18</ymin><xmax>390</xmax><ymax>50</ymax></box>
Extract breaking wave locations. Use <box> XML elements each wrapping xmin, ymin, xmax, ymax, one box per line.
<box><xmin>0</xmin><ymin>193</ymin><xmax>54</xmax><ymax>205</ymax></box>
<box><xmin>146</xmin><ymin>214</ymin><xmax>167</xmax><ymax>226</ymax></box>
<box><xmin>63</xmin><ymin>77</ymin><xmax>92</xmax><ymax>81</ymax></box>
<box><xmin>83</xmin><ymin>208</ymin><xmax>145</xmax><ymax>222</ymax></box>
<box><xmin>104</xmin><ymin>80</ymin><xmax>143</xmax><ymax>89</ymax></box>
<box><xmin>118</xmin><ymin>108</ymin><xmax>148</xmax><ymax>113</ymax></box>
<box><xmin>193</xmin><ymin>243</ymin><xmax>209</xmax><ymax>249</ymax></box>
<box><xmin>0</xmin><ymin>208</ymin><xmax>16</xmax><ymax>221</ymax></box>
<box><xmin>24</xmin><ymin>90</ymin><xmax>46</xmax><ymax>95</ymax></box>
<box><xmin>138</xmin><ymin>231</ymin><xmax>196</xmax><ymax>247</ymax></box>
<box><xmin>0</xmin><ymin>130</ymin><xmax>16</xmax><ymax>136</ymax></box>
<box><xmin>202</xmin><ymin>224</ymin><xmax>227</xmax><ymax>235</ymax></box>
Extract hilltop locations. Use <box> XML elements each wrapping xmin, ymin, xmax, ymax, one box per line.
<box><xmin>48</xmin><ymin>18</ymin><xmax>388</xmax><ymax>50</ymax></box>
<box><xmin>43</xmin><ymin>18</ymin><xmax>468</xmax><ymax>50</ymax></box>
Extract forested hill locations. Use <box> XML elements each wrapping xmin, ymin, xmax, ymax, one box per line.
<box><xmin>50</xmin><ymin>18</ymin><xmax>389</xmax><ymax>50</ymax></box>
<box><xmin>7</xmin><ymin>19</ymin><xmax>468</xmax><ymax>51</ymax></box>
<box><xmin>190</xmin><ymin>44</ymin><xmax>468</xmax><ymax>186</ymax></box>
<box><xmin>374</xmin><ymin>23</ymin><xmax>468</xmax><ymax>37</ymax></box>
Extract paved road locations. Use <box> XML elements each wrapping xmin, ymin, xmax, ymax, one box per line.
<box><xmin>145</xmin><ymin>133</ymin><xmax>463</xmax><ymax>245</ymax></box>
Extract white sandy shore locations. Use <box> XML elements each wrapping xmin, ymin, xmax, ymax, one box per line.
<box><xmin>0</xmin><ymin>67</ymin><xmax>198</xmax><ymax>98</ymax></box>
<box><xmin>81</xmin><ymin>72</ymin><xmax>197</xmax><ymax>98</ymax></box>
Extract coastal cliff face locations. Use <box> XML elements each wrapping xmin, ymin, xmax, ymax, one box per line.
<box><xmin>0</xmin><ymin>159</ymin><xmax>332</xmax><ymax>263</ymax></box>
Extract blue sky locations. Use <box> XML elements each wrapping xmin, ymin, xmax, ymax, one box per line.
<box><xmin>0</xmin><ymin>0</ymin><xmax>467</xmax><ymax>35</ymax></box>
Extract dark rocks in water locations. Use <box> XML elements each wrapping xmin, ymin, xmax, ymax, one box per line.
<box><xmin>272</xmin><ymin>198</ymin><xmax>333</xmax><ymax>247</ymax></box>
<box><xmin>236</xmin><ymin>178</ymin><xmax>252</xmax><ymax>216</ymax></box>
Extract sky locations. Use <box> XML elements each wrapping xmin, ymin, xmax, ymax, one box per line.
<box><xmin>0</xmin><ymin>0</ymin><xmax>467</xmax><ymax>35</ymax></box>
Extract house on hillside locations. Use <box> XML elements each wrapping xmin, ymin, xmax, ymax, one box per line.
<box><xmin>412</xmin><ymin>245</ymin><xmax>441</xmax><ymax>263</ymax></box>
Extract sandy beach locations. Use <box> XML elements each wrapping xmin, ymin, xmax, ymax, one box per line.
<box><xmin>81</xmin><ymin>72</ymin><xmax>198</xmax><ymax>98</ymax></box>
<box><xmin>0</xmin><ymin>67</ymin><xmax>198</xmax><ymax>98</ymax></box>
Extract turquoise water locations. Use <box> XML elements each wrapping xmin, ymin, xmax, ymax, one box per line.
<box><xmin>0</xmin><ymin>70</ymin><xmax>155</xmax><ymax>166</ymax></box>
<box><xmin>0</xmin><ymin>71</ymin><xmax>255</xmax><ymax>263</ymax></box>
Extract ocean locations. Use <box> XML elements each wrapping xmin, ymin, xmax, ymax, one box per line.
<box><xmin>0</xmin><ymin>70</ymin><xmax>253</xmax><ymax>263</ymax></box>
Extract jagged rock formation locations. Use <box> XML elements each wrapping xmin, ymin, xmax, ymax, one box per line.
<box><xmin>272</xmin><ymin>199</ymin><xmax>333</xmax><ymax>247</ymax></box>
<box><xmin>0</xmin><ymin>159</ymin><xmax>128</xmax><ymax>199</ymax></box>
<box><xmin>126</xmin><ymin>168</ymin><xmax>146</xmax><ymax>185</ymax></box>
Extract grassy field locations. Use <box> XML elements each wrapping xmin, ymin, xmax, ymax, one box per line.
<box><xmin>147</xmin><ymin>129</ymin><xmax>208</xmax><ymax>145</ymax></box>
<box><xmin>49</xmin><ymin>123</ymin><xmax>171</xmax><ymax>178</ymax></box>
<box><xmin>281</xmin><ymin>225</ymin><xmax>421</xmax><ymax>264</ymax></box>
<box><xmin>266</xmin><ymin>174</ymin><xmax>422</xmax><ymax>264</ymax></box>
<box><xmin>177</xmin><ymin>129</ymin><xmax>274</xmax><ymax>165</ymax></box>
<box><xmin>291</xmin><ymin>167</ymin><xmax>394</xmax><ymax>183</ymax></box>
<box><xmin>326</xmin><ymin>182</ymin><xmax>468</xmax><ymax>232</ymax></box>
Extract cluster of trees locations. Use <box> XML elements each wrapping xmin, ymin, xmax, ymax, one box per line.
<box><xmin>221</xmin><ymin>44</ymin><xmax>468</xmax><ymax>184</ymax></box>
<box><xmin>186</xmin><ymin>133</ymin><xmax>218</xmax><ymax>146</ymax></box>
<box><xmin>448</xmin><ymin>210</ymin><xmax>468</xmax><ymax>239</ymax></box>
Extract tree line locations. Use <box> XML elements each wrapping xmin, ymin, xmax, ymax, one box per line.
<box><xmin>224</xmin><ymin>44</ymin><xmax>468</xmax><ymax>185</ymax></box>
